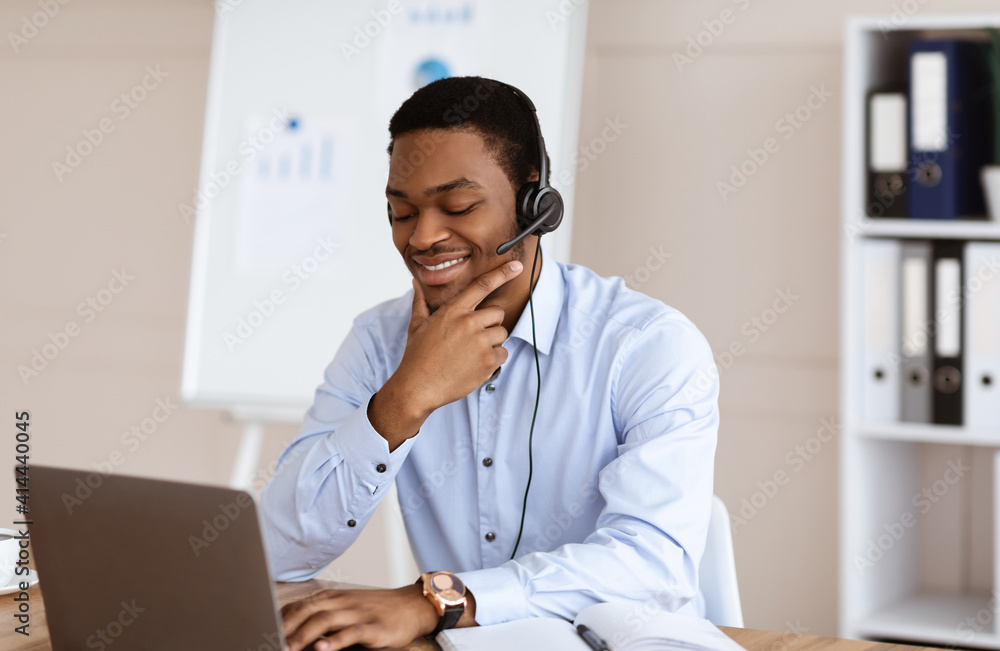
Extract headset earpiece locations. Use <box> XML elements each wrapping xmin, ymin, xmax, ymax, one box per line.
<box><xmin>515</xmin><ymin>183</ymin><xmax>564</xmax><ymax>235</ymax></box>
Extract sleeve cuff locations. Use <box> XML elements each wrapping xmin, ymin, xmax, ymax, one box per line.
<box><xmin>456</xmin><ymin>565</ymin><xmax>529</xmax><ymax>626</ymax></box>
<box><xmin>329</xmin><ymin>393</ymin><xmax>412</xmax><ymax>488</ymax></box>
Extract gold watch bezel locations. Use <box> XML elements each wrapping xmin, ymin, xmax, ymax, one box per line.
<box><xmin>421</xmin><ymin>570</ymin><xmax>468</xmax><ymax>615</ymax></box>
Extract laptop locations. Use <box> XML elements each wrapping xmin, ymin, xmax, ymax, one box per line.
<box><xmin>30</xmin><ymin>465</ymin><xmax>287</xmax><ymax>650</ymax></box>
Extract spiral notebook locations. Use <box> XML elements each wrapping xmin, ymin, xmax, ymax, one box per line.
<box><xmin>437</xmin><ymin>602</ymin><xmax>747</xmax><ymax>651</ymax></box>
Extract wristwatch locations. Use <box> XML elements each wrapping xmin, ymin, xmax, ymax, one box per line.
<box><xmin>416</xmin><ymin>570</ymin><xmax>467</xmax><ymax>635</ymax></box>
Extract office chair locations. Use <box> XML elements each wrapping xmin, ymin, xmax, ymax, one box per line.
<box><xmin>699</xmin><ymin>495</ymin><xmax>745</xmax><ymax>627</ymax></box>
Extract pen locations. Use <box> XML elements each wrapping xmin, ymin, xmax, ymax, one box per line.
<box><xmin>577</xmin><ymin>624</ymin><xmax>610</xmax><ymax>651</ymax></box>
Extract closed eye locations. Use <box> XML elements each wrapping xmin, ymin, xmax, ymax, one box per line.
<box><xmin>391</xmin><ymin>202</ymin><xmax>478</xmax><ymax>221</ymax></box>
<box><xmin>443</xmin><ymin>204</ymin><xmax>477</xmax><ymax>216</ymax></box>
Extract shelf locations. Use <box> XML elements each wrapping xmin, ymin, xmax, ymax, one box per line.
<box><xmin>855</xmin><ymin>423</ymin><xmax>1000</xmax><ymax>446</ymax></box>
<box><xmin>848</xmin><ymin>13</ymin><xmax>1000</xmax><ymax>31</ymax></box>
<box><xmin>857</xmin><ymin>591</ymin><xmax>1000</xmax><ymax>649</ymax></box>
<box><xmin>841</xmin><ymin>14</ymin><xmax>1000</xmax><ymax>651</ymax></box>
<box><xmin>849</xmin><ymin>218</ymin><xmax>1000</xmax><ymax>241</ymax></box>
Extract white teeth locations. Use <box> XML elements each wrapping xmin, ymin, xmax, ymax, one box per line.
<box><xmin>421</xmin><ymin>256</ymin><xmax>468</xmax><ymax>271</ymax></box>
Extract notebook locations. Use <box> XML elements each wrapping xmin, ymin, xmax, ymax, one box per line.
<box><xmin>437</xmin><ymin>601</ymin><xmax>747</xmax><ymax>651</ymax></box>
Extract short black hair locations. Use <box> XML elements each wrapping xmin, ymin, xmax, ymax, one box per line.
<box><xmin>386</xmin><ymin>76</ymin><xmax>551</xmax><ymax>192</ymax></box>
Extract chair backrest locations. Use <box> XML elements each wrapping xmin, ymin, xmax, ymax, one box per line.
<box><xmin>699</xmin><ymin>495</ymin><xmax>744</xmax><ymax>627</ymax></box>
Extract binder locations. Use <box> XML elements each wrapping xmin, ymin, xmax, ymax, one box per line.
<box><xmin>907</xmin><ymin>40</ymin><xmax>992</xmax><ymax>220</ymax></box>
<box><xmin>900</xmin><ymin>241</ymin><xmax>932</xmax><ymax>423</ymax></box>
<box><xmin>931</xmin><ymin>241</ymin><xmax>963</xmax><ymax>425</ymax></box>
<box><xmin>867</xmin><ymin>92</ymin><xmax>908</xmax><ymax>218</ymax></box>
<box><xmin>964</xmin><ymin>242</ymin><xmax>1000</xmax><ymax>430</ymax></box>
<box><xmin>861</xmin><ymin>239</ymin><xmax>901</xmax><ymax>422</ymax></box>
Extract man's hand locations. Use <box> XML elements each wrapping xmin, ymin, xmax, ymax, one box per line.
<box><xmin>368</xmin><ymin>260</ymin><xmax>523</xmax><ymax>450</ymax></box>
<box><xmin>280</xmin><ymin>583</ymin><xmax>477</xmax><ymax>651</ymax></box>
<box><xmin>400</xmin><ymin>259</ymin><xmax>522</xmax><ymax>409</ymax></box>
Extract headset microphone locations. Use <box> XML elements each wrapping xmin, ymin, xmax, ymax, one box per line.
<box><xmin>496</xmin><ymin>204</ymin><xmax>556</xmax><ymax>256</ymax></box>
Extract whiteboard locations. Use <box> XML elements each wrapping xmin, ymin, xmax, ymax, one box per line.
<box><xmin>182</xmin><ymin>0</ymin><xmax>589</xmax><ymax>416</ymax></box>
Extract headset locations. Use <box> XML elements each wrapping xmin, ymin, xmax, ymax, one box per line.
<box><xmin>386</xmin><ymin>80</ymin><xmax>563</xmax><ymax>559</ymax></box>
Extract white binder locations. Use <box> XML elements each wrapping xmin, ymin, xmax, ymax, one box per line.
<box><xmin>964</xmin><ymin>242</ymin><xmax>1000</xmax><ymax>430</ymax></box>
<box><xmin>869</xmin><ymin>93</ymin><xmax>907</xmax><ymax>172</ymax></box>
<box><xmin>861</xmin><ymin>239</ymin><xmax>901</xmax><ymax>422</ymax></box>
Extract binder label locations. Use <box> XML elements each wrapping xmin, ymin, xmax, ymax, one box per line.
<box><xmin>902</xmin><ymin>256</ymin><xmax>928</xmax><ymax>357</ymax></box>
<box><xmin>935</xmin><ymin>258</ymin><xmax>961</xmax><ymax>357</ymax></box>
<box><xmin>911</xmin><ymin>51</ymin><xmax>948</xmax><ymax>152</ymax></box>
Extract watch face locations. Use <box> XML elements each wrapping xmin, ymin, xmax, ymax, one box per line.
<box><xmin>430</xmin><ymin>571</ymin><xmax>466</xmax><ymax>606</ymax></box>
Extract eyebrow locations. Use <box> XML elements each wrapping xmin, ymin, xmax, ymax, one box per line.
<box><xmin>385</xmin><ymin>177</ymin><xmax>483</xmax><ymax>199</ymax></box>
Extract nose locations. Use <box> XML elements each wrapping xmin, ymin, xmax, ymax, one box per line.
<box><xmin>409</xmin><ymin>209</ymin><xmax>451</xmax><ymax>252</ymax></box>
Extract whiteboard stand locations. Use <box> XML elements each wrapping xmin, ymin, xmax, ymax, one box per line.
<box><xmin>228</xmin><ymin>406</ymin><xmax>307</xmax><ymax>491</ymax></box>
<box><xmin>229</xmin><ymin>420</ymin><xmax>265</xmax><ymax>490</ymax></box>
<box><xmin>383</xmin><ymin>483</ymin><xmax>419</xmax><ymax>586</ymax></box>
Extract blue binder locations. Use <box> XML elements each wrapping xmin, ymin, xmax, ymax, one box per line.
<box><xmin>907</xmin><ymin>40</ymin><xmax>992</xmax><ymax>220</ymax></box>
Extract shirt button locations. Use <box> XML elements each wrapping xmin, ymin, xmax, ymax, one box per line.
<box><xmin>485</xmin><ymin>532</ymin><xmax>496</xmax><ymax>542</ymax></box>
<box><xmin>376</xmin><ymin>463</ymin><xmax>387</xmax><ymax>473</ymax></box>
<box><xmin>347</xmin><ymin>519</ymin><xmax>357</xmax><ymax>527</ymax></box>
<box><xmin>485</xmin><ymin>384</ymin><xmax>496</xmax><ymax>393</ymax></box>
<box><xmin>482</xmin><ymin>457</ymin><xmax>493</xmax><ymax>467</ymax></box>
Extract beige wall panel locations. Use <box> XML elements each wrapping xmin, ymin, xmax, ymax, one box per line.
<box><xmin>718</xmin><ymin>413</ymin><xmax>838</xmax><ymax>635</ymax></box>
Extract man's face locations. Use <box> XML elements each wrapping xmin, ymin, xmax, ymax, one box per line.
<box><xmin>386</xmin><ymin>128</ymin><xmax>526</xmax><ymax>310</ymax></box>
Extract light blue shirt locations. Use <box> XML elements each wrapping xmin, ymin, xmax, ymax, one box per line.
<box><xmin>260</xmin><ymin>241</ymin><xmax>720</xmax><ymax>626</ymax></box>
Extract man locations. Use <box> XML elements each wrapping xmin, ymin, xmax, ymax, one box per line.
<box><xmin>261</xmin><ymin>76</ymin><xmax>719</xmax><ymax>651</ymax></box>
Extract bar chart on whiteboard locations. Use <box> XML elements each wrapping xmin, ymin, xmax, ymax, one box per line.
<box><xmin>234</xmin><ymin>115</ymin><xmax>351</xmax><ymax>275</ymax></box>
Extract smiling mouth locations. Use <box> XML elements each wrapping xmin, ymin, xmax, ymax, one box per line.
<box><xmin>419</xmin><ymin>256</ymin><xmax>469</xmax><ymax>271</ymax></box>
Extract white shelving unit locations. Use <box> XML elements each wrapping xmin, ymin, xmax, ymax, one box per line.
<box><xmin>840</xmin><ymin>14</ymin><xmax>1000</xmax><ymax>649</ymax></box>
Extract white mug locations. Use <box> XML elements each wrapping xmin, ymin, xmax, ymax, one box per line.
<box><xmin>0</xmin><ymin>528</ymin><xmax>23</xmax><ymax>587</ymax></box>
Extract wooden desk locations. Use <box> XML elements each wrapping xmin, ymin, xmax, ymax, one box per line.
<box><xmin>0</xmin><ymin>580</ymin><xmax>939</xmax><ymax>651</ymax></box>
<box><xmin>717</xmin><ymin>627</ymin><xmax>938</xmax><ymax>651</ymax></box>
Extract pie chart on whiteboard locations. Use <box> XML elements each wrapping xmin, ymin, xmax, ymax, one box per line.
<box><xmin>414</xmin><ymin>58</ymin><xmax>451</xmax><ymax>89</ymax></box>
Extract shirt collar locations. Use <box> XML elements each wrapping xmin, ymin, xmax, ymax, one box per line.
<box><xmin>507</xmin><ymin>240</ymin><xmax>563</xmax><ymax>356</ymax></box>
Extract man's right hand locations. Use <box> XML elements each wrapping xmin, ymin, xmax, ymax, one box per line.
<box><xmin>368</xmin><ymin>259</ymin><xmax>523</xmax><ymax>450</ymax></box>
<box><xmin>398</xmin><ymin>259</ymin><xmax>523</xmax><ymax>411</ymax></box>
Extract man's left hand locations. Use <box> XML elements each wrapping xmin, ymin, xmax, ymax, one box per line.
<box><xmin>280</xmin><ymin>583</ymin><xmax>475</xmax><ymax>651</ymax></box>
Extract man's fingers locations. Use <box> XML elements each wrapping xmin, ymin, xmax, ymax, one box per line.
<box><xmin>280</xmin><ymin>597</ymin><xmax>308</xmax><ymax>631</ymax></box>
<box><xmin>454</xmin><ymin>260</ymin><xmax>522</xmax><ymax>311</ymax></box>
<box><xmin>285</xmin><ymin>607</ymin><xmax>356</xmax><ymax>651</ymax></box>
<box><xmin>469</xmin><ymin>305</ymin><xmax>505</xmax><ymax>328</ymax></box>
<box><xmin>314</xmin><ymin>623</ymin><xmax>368</xmax><ymax>651</ymax></box>
<box><xmin>281</xmin><ymin>591</ymin><xmax>336</xmax><ymax>636</ymax></box>
<box><xmin>484</xmin><ymin>324</ymin><xmax>508</xmax><ymax>348</ymax></box>
<box><xmin>409</xmin><ymin>278</ymin><xmax>430</xmax><ymax>329</ymax></box>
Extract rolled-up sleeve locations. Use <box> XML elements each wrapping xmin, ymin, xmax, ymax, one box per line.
<box><xmin>260</xmin><ymin>321</ymin><xmax>416</xmax><ymax>581</ymax></box>
<box><xmin>457</xmin><ymin>311</ymin><xmax>719</xmax><ymax>625</ymax></box>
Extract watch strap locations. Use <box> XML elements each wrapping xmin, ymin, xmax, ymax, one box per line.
<box><xmin>432</xmin><ymin>603</ymin><xmax>464</xmax><ymax>636</ymax></box>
